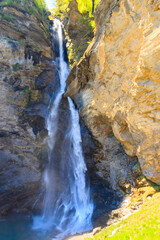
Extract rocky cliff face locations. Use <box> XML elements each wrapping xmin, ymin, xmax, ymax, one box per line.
<box><xmin>66</xmin><ymin>0</ymin><xmax>160</xmax><ymax>186</ymax></box>
<box><xmin>0</xmin><ymin>3</ymin><xmax>59</xmax><ymax>215</ymax></box>
<box><xmin>62</xmin><ymin>0</ymin><xmax>94</xmax><ymax>64</ymax></box>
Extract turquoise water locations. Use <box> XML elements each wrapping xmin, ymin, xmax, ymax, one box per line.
<box><xmin>0</xmin><ymin>214</ymin><xmax>57</xmax><ymax>240</ymax></box>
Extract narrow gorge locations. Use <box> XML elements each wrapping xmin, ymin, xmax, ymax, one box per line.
<box><xmin>0</xmin><ymin>0</ymin><xmax>160</xmax><ymax>240</ymax></box>
<box><xmin>32</xmin><ymin>19</ymin><xmax>93</xmax><ymax>239</ymax></box>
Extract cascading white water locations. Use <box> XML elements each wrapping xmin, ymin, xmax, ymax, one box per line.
<box><xmin>32</xmin><ymin>19</ymin><xmax>93</xmax><ymax>239</ymax></box>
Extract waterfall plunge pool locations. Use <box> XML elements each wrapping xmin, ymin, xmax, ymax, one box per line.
<box><xmin>0</xmin><ymin>213</ymin><xmax>51</xmax><ymax>240</ymax></box>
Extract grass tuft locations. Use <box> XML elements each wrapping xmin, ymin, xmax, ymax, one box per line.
<box><xmin>85</xmin><ymin>191</ymin><xmax>160</xmax><ymax>240</ymax></box>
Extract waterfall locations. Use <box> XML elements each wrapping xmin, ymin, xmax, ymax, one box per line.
<box><xmin>32</xmin><ymin>19</ymin><xmax>93</xmax><ymax>239</ymax></box>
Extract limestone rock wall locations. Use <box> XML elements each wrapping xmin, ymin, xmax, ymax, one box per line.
<box><xmin>66</xmin><ymin>0</ymin><xmax>160</xmax><ymax>185</ymax></box>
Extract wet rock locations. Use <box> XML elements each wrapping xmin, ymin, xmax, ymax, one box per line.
<box><xmin>0</xmin><ymin>3</ymin><xmax>59</xmax><ymax>216</ymax></box>
<box><xmin>35</xmin><ymin>67</ymin><xmax>60</xmax><ymax>91</ymax></box>
<box><xmin>79</xmin><ymin>120</ymin><xmax>123</xmax><ymax>223</ymax></box>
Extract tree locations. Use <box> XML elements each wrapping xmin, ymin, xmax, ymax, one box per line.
<box><xmin>92</xmin><ymin>0</ymin><xmax>94</xmax><ymax>14</ymax></box>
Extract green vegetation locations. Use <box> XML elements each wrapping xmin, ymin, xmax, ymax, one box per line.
<box><xmin>0</xmin><ymin>0</ymin><xmax>46</xmax><ymax>11</ymax></box>
<box><xmin>54</xmin><ymin>0</ymin><xmax>99</xmax><ymax>16</ymax></box>
<box><xmin>52</xmin><ymin>0</ymin><xmax>99</xmax><ymax>64</ymax></box>
<box><xmin>6</xmin><ymin>0</ymin><xmax>13</xmax><ymax>5</ymax></box>
<box><xmin>86</xmin><ymin>191</ymin><xmax>160</xmax><ymax>240</ymax></box>
<box><xmin>0</xmin><ymin>0</ymin><xmax>49</xmax><ymax>39</ymax></box>
<box><xmin>76</xmin><ymin>0</ymin><xmax>99</xmax><ymax>28</ymax></box>
<box><xmin>25</xmin><ymin>86</ymin><xmax>30</xmax><ymax>95</ymax></box>
<box><xmin>24</xmin><ymin>86</ymin><xmax>31</xmax><ymax>108</ymax></box>
<box><xmin>0</xmin><ymin>0</ymin><xmax>47</xmax><ymax>20</ymax></box>
<box><xmin>33</xmin><ymin>0</ymin><xmax>46</xmax><ymax>10</ymax></box>
<box><xmin>0</xmin><ymin>9</ymin><xmax>14</xmax><ymax>22</ymax></box>
<box><xmin>54</xmin><ymin>0</ymin><xmax>99</xmax><ymax>28</ymax></box>
<box><xmin>12</xmin><ymin>63</ymin><xmax>20</xmax><ymax>72</ymax></box>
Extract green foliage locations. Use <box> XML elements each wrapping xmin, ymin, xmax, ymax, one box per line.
<box><xmin>0</xmin><ymin>10</ymin><xmax>14</xmax><ymax>22</ymax></box>
<box><xmin>27</xmin><ymin>6</ymin><xmax>37</xmax><ymax>14</ymax></box>
<box><xmin>55</xmin><ymin>0</ymin><xmax>70</xmax><ymax>13</ymax></box>
<box><xmin>55</xmin><ymin>0</ymin><xmax>99</xmax><ymax>16</ymax></box>
<box><xmin>12</xmin><ymin>63</ymin><xmax>20</xmax><ymax>72</ymax></box>
<box><xmin>29</xmin><ymin>0</ymin><xmax>49</xmax><ymax>39</ymax></box>
<box><xmin>33</xmin><ymin>0</ymin><xmax>46</xmax><ymax>10</ymax></box>
<box><xmin>24</xmin><ymin>87</ymin><xmax>31</xmax><ymax>108</ymax></box>
<box><xmin>0</xmin><ymin>0</ymin><xmax>47</xmax><ymax>16</ymax></box>
<box><xmin>25</xmin><ymin>87</ymin><xmax>30</xmax><ymax>95</ymax></box>
<box><xmin>53</xmin><ymin>0</ymin><xmax>99</xmax><ymax>64</ymax></box>
<box><xmin>0</xmin><ymin>0</ymin><xmax>49</xmax><ymax>39</ymax></box>
<box><xmin>85</xmin><ymin>192</ymin><xmax>160</xmax><ymax>240</ymax></box>
<box><xmin>6</xmin><ymin>0</ymin><xmax>12</xmax><ymax>5</ymax></box>
<box><xmin>0</xmin><ymin>0</ymin><xmax>24</xmax><ymax>7</ymax></box>
<box><xmin>77</xmin><ymin>0</ymin><xmax>99</xmax><ymax>16</ymax></box>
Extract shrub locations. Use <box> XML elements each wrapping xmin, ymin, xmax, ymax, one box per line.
<box><xmin>0</xmin><ymin>10</ymin><xmax>14</xmax><ymax>22</ymax></box>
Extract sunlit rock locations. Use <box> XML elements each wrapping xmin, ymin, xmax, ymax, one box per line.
<box><xmin>66</xmin><ymin>0</ymin><xmax>160</xmax><ymax>185</ymax></box>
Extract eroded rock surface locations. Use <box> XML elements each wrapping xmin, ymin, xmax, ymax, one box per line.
<box><xmin>66</xmin><ymin>0</ymin><xmax>160</xmax><ymax>185</ymax></box>
<box><xmin>0</xmin><ymin>5</ymin><xmax>59</xmax><ymax>215</ymax></box>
